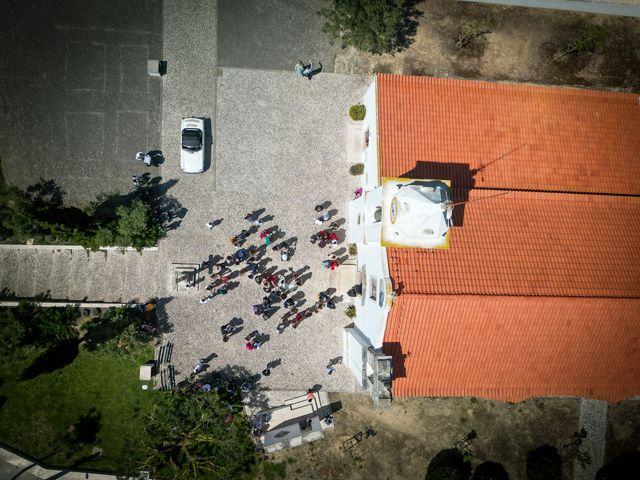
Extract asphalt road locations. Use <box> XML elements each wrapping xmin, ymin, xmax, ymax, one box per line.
<box><xmin>0</xmin><ymin>0</ymin><xmax>163</xmax><ymax>205</ymax></box>
<box><xmin>217</xmin><ymin>0</ymin><xmax>339</xmax><ymax>72</ymax></box>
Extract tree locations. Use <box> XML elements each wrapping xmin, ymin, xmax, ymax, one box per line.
<box><xmin>138</xmin><ymin>391</ymin><xmax>256</xmax><ymax>479</ymax></box>
<box><xmin>0</xmin><ymin>161</ymin><xmax>166</xmax><ymax>248</ymax></box>
<box><xmin>0</xmin><ymin>306</ymin><xmax>26</xmax><ymax>355</ymax></box>
<box><xmin>318</xmin><ymin>0</ymin><xmax>422</xmax><ymax>55</ymax></box>
<box><xmin>2</xmin><ymin>301</ymin><xmax>78</xmax><ymax>347</ymax></box>
<box><xmin>113</xmin><ymin>200</ymin><xmax>164</xmax><ymax>250</ymax></box>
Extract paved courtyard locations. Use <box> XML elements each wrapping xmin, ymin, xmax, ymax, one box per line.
<box><xmin>0</xmin><ymin>0</ymin><xmax>163</xmax><ymax>205</ymax></box>
<box><xmin>0</xmin><ymin>0</ymin><xmax>372</xmax><ymax>395</ymax></box>
<box><xmin>160</xmin><ymin>68</ymin><xmax>371</xmax><ymax>392</ymax></box>
<box><xmin>217</xmin><ymin>0</ymin><xmax>339</xmax><ymax>72</ymax></box>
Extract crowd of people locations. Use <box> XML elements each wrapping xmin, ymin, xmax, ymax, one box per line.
<box><xmin>186</xmin><ymin>203</ymin><xmax>346</xmax><ymax>388</ymax></box>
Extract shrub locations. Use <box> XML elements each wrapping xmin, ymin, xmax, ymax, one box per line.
<box><xmin>349</xmin><ymin>104</ymin><xmax>366</xmax><ymax>121</ymax></box>
<box><xmin>81</xmin><ymin>306</ymin><xmax>153</xmax><ymax>354</ymax></box>
<box><xmin>345</xmin><ymin>305</ymin><xmax>356</xmax><ymax>318</ymax></box>
<box><xmin>348</xmin><ymin>243</ymin><xmax>358</xmax><ymax>256</ymax></box>
<box><xmin>350</xmin><ymin>163</ymin><xmax>365</xmax><ymax>176</ymax></box>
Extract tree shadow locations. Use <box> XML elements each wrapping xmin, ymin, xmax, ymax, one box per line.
<box><xmin>597</xmin><ymin>451</ymin><xmax>640</xmax><ymax>480</ymax></box>
<box><xmin>21</xmin><ymin>338</ymin><xmax>80</xmax><ymax>380</ymax></box>
<box><xmin>26</xmin><ymin>178</ymin><xmax>65</xmax><ymax>210</ymax></box>
<box><xmin>526</xmin><ymin>445</ymin><xmax>562</xmax><ymax>480</ymax></box>
<box><xmin>67</xmin><ymin>407</ymin><xmax>102</xmax><ymax>445</ymax></box>
<box><xmin>472</xmin><ymin>461</ymin><xmax>510</xmax><ymax>480</ymax></box>
<box><xmin>395</xmin><ymin>0</ymin><xmax>424</xmax><ymax>52</ymax></box>
<box><xmin>155</xmin><ymin>297</ymin><xmax>174</xmax><ymax>334</ymax></box>
<box><xmin>425</xmin><ymin>448</ymin><xmax>471</xmax><ymax>480</ymax></box>
<box><xmin>0</xmin><ymin>287</ymin><xmax>16</xmax><ymax>299</ymax></box>
<box><xmin>196</xmin><ymin>364</ymin><xmax>270</xmax><ymax>411</ymax></box>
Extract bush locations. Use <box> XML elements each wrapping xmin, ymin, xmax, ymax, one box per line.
<box><xmin>348</xmin><ymin>243</ymin><xmax>358</xmax><ymax>256</ymax></box>
<box><xmin>349</xmin><ymin>104</ymin><xmax>366</xmax><ymax>121</ymax></box>
<box><xmin>345</xmin><ymin>305</ymin><xmax>356</xmax><ymax>318</ymax></box>
<box><xmin>81</xmin><ymin>306</ymin><xmax>153</xmax><ymax>354</ymax></box>
<box><xmin>350</xmin><ymin>163</ymin><xmax>365</xmax><ymax>176</ymax></box>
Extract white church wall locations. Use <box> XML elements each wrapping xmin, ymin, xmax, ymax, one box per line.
<box><xmin>353</xmin><ymin>243</ymin><xmax>391</xmax><ymax>348</ymax></box>
<box><xmin>362</xmin><ymin>79</ymin><xmax>379</xmax><ymax>191</ymax></box>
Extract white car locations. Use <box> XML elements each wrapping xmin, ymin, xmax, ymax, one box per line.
<box><xmin>180</xmin><ymin>118</ymin><xmax>205</xmax><ymax>173</ymax></box>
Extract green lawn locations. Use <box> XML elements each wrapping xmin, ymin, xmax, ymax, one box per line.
<box><xmin>0</xmin><ymin>343</ymin><xmax>157</xmax><ymax>472</ymax></box>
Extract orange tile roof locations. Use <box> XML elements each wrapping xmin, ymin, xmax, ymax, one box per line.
<box><xmin>376</xmin><ymin>74</ymin><xmax>640</xmax><ymax>194</ymax></box>
<box><xmin>387</xmin><ymin>190</ymin><xmax>640</xmax><ymax>297</ymax></box>
<box><xmin>383</xmin><ymin>295</ymin><xmax>640</xmax><ymax>402</ymax></box>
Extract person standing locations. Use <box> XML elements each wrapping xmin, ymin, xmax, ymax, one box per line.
<box><xmin>306</xmin><ymin>389</ymin><xmax>315</xmax><ymax>403</ymax></box>
<box><xmin>193</xmin><ymin>361</ymin><xmax>204</xmax><ymax>375</ymax></box>
<box><xmin>326</xmin><ymin>364</ymin><xmax>336</xmax><ymax>375</ymax></box>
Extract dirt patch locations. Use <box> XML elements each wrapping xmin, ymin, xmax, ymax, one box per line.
<box><xmin>604</xmin><ymin>400</ymin><xmax>640</xmax><ymax>465</ymax></box>
<box><xmin>333</xmin><ymin>0</ymin><xmax>640</xmax><ymax>91</ymax></box>
<box><xmin>260</xmin><ymin>393</ymin><xmax>580</xmax><ymax>480</ymax></box>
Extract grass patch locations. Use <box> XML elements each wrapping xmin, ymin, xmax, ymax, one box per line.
<box><xmin>262</xmin><ymin>460</ymin><xmax>288</xmax><ymax>480</ymax></box>
<box><xmin>0</xmin><ymin>343</ymin><xmax>155</xmax><ymax>472</ymax></box>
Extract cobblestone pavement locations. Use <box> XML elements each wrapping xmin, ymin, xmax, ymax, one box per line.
<box><xmin>159</xmin><ymin>68</ymin><xmax>371</xmax><ymax>391</ymax></box>
<box><xmin>156</xmin><ymin>0</ymin><xmax>372</xmax><ymax>392</ymax></box>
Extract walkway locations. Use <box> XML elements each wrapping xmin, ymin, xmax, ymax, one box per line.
<box><xmin>574</xmin><ymin>399</ymin><xmax>608</xmax><ymax>480</ymax></box>
<box><xmin>0</xmin><ymin>246</ymin><xmax>162</xmax><ymax>302</ymax></box>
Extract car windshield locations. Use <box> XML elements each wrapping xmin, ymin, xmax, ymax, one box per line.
<box><xmin>182</xmin><ymin>128</ymin><xmax>202</xmax><ymax>150</ymax></box>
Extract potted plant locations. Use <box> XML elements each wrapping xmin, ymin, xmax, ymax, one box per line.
<box><xmin>349</xmin><ymin>104</ymin><xmax>366</xmax><ymax>122</ymax></box>
<box><xmin>349</xmin><ymin>163</ymin><xmax>364</xmax><ymax>176</ymax></box>
<box><xmin>345</xmin><ymin>305</ymin><xmax>356</xmax><ymax>318</ymax></box>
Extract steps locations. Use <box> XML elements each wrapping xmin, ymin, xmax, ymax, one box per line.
<box><xmin>0</xmin><ymin>246</ymin><xmax>161</xmax><ymax>302</ymax></box>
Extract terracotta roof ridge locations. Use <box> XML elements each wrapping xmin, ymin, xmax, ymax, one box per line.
<box><xmin>392</xmin><ymin>293</ymin><xmax>640</xmax><ymax>300</ymax></box>
<box><xmin>469</xmin><ymin>186</ymin><xmax>640</xmax><ymax>199</ymax></box>
<box><xmin>376</xmin><ymin>72</ymin><xmax>640</xmax><ymax>98</ymax></box>
<box><xmin>394</xmin><ymin>292</ymin><xmax>640</xmax><ymax>300</ymax></box>
<box><xmin>461</xmin><ymin>188</ymin><xmax>640</xmax><ymax>205</ymax></box>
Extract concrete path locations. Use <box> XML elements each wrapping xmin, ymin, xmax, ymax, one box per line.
<box><xmin>574</xmin><ymin>398</ymin><xmax>608</xmax><ymax>480</ymax></box>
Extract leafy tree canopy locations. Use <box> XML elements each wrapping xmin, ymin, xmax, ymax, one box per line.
<box><xmin>137</xmin><ymin>391</ymin><xmax>256</xmax><ymax>480</ymax></box>
<box><xmin>0</xmin><ymin>301</ymin><xmax>78</xmax><ymax>351</ymax></box>
<box><xmin>318</xmin><ymin>0</ymin><xmax>422</xmax><ymax>55</ymax></box>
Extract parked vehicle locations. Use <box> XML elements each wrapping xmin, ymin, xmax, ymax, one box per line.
<box><xmin>180</xmin><ymin>117</ymin><xmax>205</xmax><ymax>173</ymax></box>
